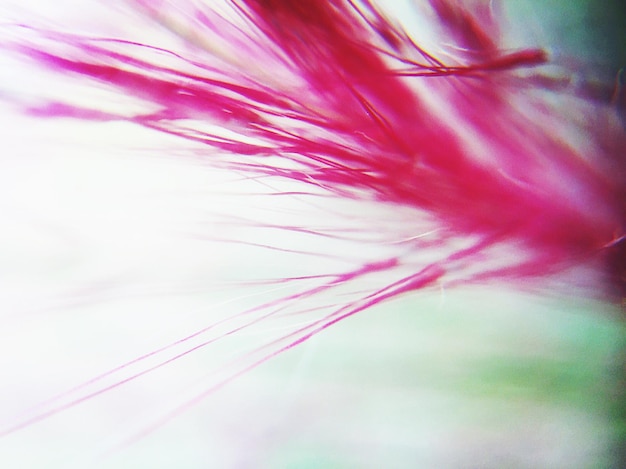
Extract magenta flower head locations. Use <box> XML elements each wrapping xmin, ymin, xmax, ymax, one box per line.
<box><xmin>0</xmin><ymin>1</ymin><xmax>624</xmax><ymax>467</ymax></box>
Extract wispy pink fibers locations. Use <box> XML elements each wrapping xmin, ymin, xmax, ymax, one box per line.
<box><xmin>7</xmin><ymin>1</ymin><xmax>624</xmax><ymax>282</ymax></box>
<box><xmin>1</xmin><ymin>0</ymin><xmax>624</xmax><ymax>454</ymax></box>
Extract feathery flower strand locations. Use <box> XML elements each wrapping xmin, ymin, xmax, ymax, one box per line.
<box><xmin>0</xmin><ymin>0</ymin><xmax>624</xmax><ymax>467</ymax></box>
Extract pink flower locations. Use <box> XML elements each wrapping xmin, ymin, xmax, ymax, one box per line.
<box><xmin>0</xmin><ymin>1</ymin><xmax>623</xmax><ymax>467</ymax></box>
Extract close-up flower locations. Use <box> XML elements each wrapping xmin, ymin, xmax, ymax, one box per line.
<box><xmin>0</xmin><ymin>1</ymin><xmax>624</xmax><ymax>467</ymax></box>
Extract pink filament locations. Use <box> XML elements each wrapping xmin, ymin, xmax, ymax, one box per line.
<box><xmin>2</xmin><ymin>0</ymin><xmax>624</xmax><ymax>440</ymax></box>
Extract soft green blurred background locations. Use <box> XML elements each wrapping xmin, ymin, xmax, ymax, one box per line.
<box><xmin>505</xmin><ymin>0</ymin><xmax>626</xmax><ymax>73</ymax></box>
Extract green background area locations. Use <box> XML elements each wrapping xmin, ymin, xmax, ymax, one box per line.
<box><xmin>506</xmin><ymin>0</ymin><xmax>626</xmax><ymax>74</ymax></box>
